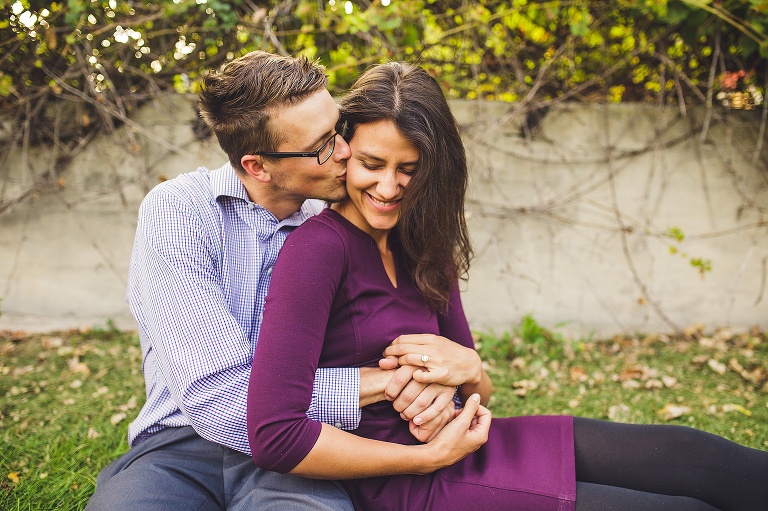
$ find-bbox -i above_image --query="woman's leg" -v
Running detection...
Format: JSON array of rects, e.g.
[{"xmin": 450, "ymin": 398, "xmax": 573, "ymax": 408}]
[
  {"xmin": 573, "ymin": 417, "xmax": 768, "ymax": 511},
  {"xmin": 576, "ymin": 482, "xmax": 721, "ymax": 511}
]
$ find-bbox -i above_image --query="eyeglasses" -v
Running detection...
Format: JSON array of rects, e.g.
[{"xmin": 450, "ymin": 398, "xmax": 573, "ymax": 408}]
[{"xmin": 254, "ymin": 119, "xmax": 348, "ymax": 165}]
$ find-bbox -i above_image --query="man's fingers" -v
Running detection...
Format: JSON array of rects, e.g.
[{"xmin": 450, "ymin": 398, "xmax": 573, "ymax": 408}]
[
  {"xmin": 411, "ymin": 387, "xmax": 454, "ymax": 425},
  {"xmin": 378, "ymin": 355, "xmax": 399, "ymax": 370},
  {"xmin": 384, "ymin": 365, "xmax": 418, "ymax": 401}
]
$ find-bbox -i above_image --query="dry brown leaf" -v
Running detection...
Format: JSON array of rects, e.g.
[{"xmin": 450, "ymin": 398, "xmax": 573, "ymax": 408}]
[
  {"xmin": 512, "ymin": 379, "xmax": 538, "ymax": 397},
  {"xmin": 608, "ymin": 403, "xmax": 631, "ymax": 422},
  {"xmin": 110, "ymin": 413, "xmax": 127, "ymax": 426},
  {"xmin": 644, "ymin": 379, "xmax": 663, "ymax": 389},
  {"xmin": 68, "ymin": 357, "xmax": 91, "ymax": 375},
  {"xmin": 661, "ymin": 375, "xmax": 678, "ymax": 388},
  {"xmin": 707, "ymin": 359, "xmax": 727, "ymax": 375},
  {"xmin": 619, "ymin": 366, "xmax": 646, "ymax": 381},
  {"xmin": 42, "ymin": 337, "xmax": 63, "ymax": 350},
  {"xmin": 569, "ymin": 366, "xmax": 588, "ymax": 382}
]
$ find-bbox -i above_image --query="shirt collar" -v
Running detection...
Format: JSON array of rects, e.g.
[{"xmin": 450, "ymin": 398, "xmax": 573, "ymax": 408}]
[
  {"xmin": 210, "ymin": 162, "xmax": 248, "ymax": 202},
  {"xmin": 209, "ymin": 162, "xmax": 322, "ymax": 228}
]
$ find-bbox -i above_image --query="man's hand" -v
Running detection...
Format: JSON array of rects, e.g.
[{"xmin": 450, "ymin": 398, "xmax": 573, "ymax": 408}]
[{"xmin": 383, "ymin": 365, "xmax": 455, "ymax": 420}]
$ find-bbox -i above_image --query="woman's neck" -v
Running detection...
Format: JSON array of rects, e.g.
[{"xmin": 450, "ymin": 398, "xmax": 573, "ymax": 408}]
[{"xmin": 331, "ymin": 201, "xmax": 391, "ymax": 254}]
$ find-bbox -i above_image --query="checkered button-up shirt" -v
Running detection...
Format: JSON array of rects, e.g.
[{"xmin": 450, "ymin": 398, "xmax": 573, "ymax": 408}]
[{"xmin": 126, "ymin": 163, "xmax": 360, "ymax": 454}]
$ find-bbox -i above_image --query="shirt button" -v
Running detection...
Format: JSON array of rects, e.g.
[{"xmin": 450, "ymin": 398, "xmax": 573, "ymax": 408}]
[
  {"xmin": 258, "ymin": 313, "xmax": 263, "ymax": 322},
  {"xmin": 266, "ymin": 266, "xmax": 273, "ymax": 275},
  {"xmin": 248, "ymin": 203, "xmax": 255, "ymax": 210},
  {"xmin": 334, "ymin": 422, "xmax": 342, "ymax": 428}
]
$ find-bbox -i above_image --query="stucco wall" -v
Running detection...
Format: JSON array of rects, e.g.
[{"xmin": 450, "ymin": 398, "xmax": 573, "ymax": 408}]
[{"xmin": 0, "ymin": 94, "xmax": 766, "ymax": 337}]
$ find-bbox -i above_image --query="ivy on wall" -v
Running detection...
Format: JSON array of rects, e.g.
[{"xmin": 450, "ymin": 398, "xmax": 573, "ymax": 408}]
[{"xmin": 1, "ymin": 1, "xmax": 766, "ymax": 144}]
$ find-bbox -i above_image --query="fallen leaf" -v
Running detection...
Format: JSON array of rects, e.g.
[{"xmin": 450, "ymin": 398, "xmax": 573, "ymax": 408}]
[
  {"xmin": 110, "ymin": 413, "xmax": 127, "ymax": 426},
  {"xmin": 42, "ymin": 337, "xmax": 63, "ymax": 350},
  {"xmin": 87, "ymin": 428, "xmax": 102, "ymax": 439},
  {"xmin": 707, "ymin": 359, "xmax": 727, "ymax": 375},
  {"xmin": 512, "ymin": 379, "xmax": 538, "ymax": 397},
  {"xmin": 722, "ymin": 404, "xmax": 752, "ymax": 416},
  {"xmin": 7, "ymin": 472, "xmax": 19, "ymax": 483},
  {"xmin": 644, "ymin": 379, "xmax": 663, "ymax": 389},
  {"xmin": 657, "ymin": 404, "xmax": 691, "ymax": 421},
  {"xmin": 661, "ymin": 375, "xmax": 678, "ymax": 388},
  {"xmin": 68, "ymin": 357, "xmax": 91, "ymax": 375},
  {"xmin": 569, "ymin": 366, "xmax": 588, "ymax": 382},
  {"xmin": 619, "ymin": 367, "xmax": 645, "ymax": 380},
  {"xmin": 608, "ymin": 403, "xmax": 631, "ymax": 422}
]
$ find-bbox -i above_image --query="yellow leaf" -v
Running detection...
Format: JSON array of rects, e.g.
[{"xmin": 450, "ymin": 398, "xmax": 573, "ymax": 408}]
[
  {"xmin": 722, "ymin": 404, "xmax": 752, "ymax": 416},
  {"xmin": 657, "ymin": 403, "xmax": 691, "ymax": 421},
  {"xmin": 7, "ymin": 472, "xmax": 20, "ymax": 483}
]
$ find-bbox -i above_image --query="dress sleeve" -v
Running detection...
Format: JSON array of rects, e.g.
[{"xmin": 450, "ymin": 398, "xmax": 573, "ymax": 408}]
[
  {"xmin": 247, "ymin": 219, "xmax": 346, "ymax": 473},
  {"xmin": 438, "ymin": 283, "xmax": 475, "ymax": 351},
  {"xmin": 438, "ymin": 283, "xmax": 475, "ymax": 408}
]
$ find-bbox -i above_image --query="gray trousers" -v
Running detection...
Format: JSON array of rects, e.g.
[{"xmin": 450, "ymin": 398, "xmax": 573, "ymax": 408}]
[{"xmin": 85, "ymin": 426, "xmax": 354, "ymax": 511}]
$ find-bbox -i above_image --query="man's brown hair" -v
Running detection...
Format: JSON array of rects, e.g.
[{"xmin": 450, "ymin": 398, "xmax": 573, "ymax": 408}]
[{"xmin": 198, "ymin": 51, "xmax": 329, "ymax": 172}]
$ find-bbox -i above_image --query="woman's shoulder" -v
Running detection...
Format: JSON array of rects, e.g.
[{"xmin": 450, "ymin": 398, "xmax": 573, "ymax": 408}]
[{"xmin": 281, "ymin": 209, "xmax": 351, "ymax": 260}]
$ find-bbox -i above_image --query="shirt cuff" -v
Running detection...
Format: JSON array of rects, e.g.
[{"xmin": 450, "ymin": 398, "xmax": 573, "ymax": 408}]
[{"xmin": 307, "ymin": 367, "xmax": 361, "ymax": 430}]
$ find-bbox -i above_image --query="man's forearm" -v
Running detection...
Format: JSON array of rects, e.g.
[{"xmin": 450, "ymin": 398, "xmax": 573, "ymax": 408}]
[{"xmin": 359, "ymin": 367, "xmax": 396, "ymax": 407}]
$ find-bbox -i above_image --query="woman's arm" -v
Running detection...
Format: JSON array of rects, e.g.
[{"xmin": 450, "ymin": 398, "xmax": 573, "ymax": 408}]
[{"xmin": 290, "ymin": 396, "xmax": 489, "ymax": 478}]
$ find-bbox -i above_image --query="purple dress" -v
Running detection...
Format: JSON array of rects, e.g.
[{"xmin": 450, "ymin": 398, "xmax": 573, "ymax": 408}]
[{"xmin": 248, "ymin": 209, "xmax": 576, "ymax": 511}]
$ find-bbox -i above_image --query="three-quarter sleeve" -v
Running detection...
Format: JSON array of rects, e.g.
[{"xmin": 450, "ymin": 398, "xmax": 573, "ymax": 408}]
[
  {"xmin": 438, "ymin": 283, "xmax": 475, "ymax": 351},
  {"xmin": 247, "ymin": 219, "xmax": 347, "ymax": 473}
]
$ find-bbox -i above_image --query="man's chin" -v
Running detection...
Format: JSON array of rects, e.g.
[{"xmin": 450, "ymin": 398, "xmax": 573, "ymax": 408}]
[{"xmin": 322, "ymin": 191, "xmax": 349, "ymax": 204}]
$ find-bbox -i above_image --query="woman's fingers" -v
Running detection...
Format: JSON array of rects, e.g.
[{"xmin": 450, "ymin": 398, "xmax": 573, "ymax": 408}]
[{"xmin": 405, "ymin": 384, "xmax": 455, "ymax": 424}]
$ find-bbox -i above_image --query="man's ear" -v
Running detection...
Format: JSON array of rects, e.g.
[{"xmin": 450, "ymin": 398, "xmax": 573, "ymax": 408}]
[{"xmin": 241, "ymin": 154, "xmax": 272, "ymax": 183}]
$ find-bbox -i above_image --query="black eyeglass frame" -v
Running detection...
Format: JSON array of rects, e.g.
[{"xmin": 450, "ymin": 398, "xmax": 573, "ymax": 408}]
[{"xmin": 254, "ymin": 119, "xmax": 348, "ymax": 165}]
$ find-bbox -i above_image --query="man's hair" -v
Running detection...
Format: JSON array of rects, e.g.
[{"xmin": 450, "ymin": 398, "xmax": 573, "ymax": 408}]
[
  {"xmin": 340, "ymin": 62, "xmax": 472, "ymax": 313},
  {"xmin": 198, "ymin": 51, "xmax": 329, "ymax": 172}
]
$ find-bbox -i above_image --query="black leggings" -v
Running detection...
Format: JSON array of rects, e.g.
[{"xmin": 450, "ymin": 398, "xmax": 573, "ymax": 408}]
[{"xmin": 573, "ymin": 417, "xmax": 768, "ymax": 511}]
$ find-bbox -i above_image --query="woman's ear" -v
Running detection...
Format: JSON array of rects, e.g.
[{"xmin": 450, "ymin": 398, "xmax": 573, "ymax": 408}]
[{"xmin": 241, "ymin": 154, "xmax": 271, "ymax": 183}]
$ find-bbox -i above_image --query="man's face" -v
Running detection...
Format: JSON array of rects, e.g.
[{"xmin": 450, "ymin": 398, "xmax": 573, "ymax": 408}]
[{"xmin": 266, "ymin": 89, "xmax": 351, "ymax": 203}]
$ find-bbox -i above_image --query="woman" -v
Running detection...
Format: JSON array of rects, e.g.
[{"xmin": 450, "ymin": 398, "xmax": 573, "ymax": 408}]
[{"xmin": 247, "ymin": 62, "xmax": 768, "ymax": 511}]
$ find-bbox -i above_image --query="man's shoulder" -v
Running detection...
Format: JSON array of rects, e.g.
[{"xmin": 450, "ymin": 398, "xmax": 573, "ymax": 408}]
[{"xmin": 142, "ymin": 166, "xmax": 217, "ymax": 210}]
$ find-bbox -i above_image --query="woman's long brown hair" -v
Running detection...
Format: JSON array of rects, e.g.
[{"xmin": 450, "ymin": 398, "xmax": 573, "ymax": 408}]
[{"xmin": 340, "ymin": 62, "xmax": 472, "ymax": 313}]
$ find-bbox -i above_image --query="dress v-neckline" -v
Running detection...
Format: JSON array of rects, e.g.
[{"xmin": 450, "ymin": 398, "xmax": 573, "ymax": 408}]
[{"xmin": 325, "ymin": 209, "xmax": 399, "ymax": 289}]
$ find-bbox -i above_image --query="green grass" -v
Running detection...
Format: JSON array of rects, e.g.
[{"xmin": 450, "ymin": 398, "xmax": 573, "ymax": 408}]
[{"xmin": 2, "ymin": 321, "xmax": 767, "ymax": 510}]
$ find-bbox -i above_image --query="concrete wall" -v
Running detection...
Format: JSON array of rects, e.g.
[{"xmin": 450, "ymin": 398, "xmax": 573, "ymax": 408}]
[{"xmin": 1, "ymin": 94, "xmax": 766, "ymax": 337}]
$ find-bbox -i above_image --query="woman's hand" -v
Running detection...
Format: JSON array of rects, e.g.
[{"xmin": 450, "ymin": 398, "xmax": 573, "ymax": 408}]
[
  {"xmin": 422, "ymin": 394, "xmax": 491, "ymax": 469},
  {"xmin": 382, "ymin": 334, "xmax": 483, "ymax": 388}
]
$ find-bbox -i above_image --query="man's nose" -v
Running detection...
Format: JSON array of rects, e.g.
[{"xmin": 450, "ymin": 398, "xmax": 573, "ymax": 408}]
[{"xmin": 332, "ymin": 134, "xmax": 352, "ymax": 161}]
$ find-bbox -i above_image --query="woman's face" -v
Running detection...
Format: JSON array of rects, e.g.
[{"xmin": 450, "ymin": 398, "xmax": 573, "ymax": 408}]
[{"xmin": 341, "ymin": 120, "xmax": 419, "ymax": 237}]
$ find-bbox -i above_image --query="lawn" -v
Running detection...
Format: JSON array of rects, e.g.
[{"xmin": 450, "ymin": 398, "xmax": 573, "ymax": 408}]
[{"xmin": 1, "ymin": 320, "xmax": 766, "ymax": 510}]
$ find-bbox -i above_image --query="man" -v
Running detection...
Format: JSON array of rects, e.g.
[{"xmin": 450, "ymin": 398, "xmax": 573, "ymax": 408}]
[{"xmin": 86, "ymin": 51, "xmax": 459, "ymax": 510}]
